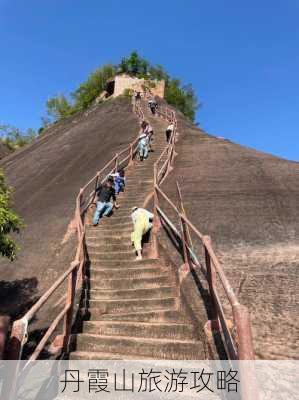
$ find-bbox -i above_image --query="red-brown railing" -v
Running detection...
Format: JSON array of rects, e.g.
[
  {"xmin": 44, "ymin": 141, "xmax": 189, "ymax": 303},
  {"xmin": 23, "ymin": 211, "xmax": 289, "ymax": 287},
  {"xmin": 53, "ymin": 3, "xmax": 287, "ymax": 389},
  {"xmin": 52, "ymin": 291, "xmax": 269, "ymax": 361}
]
[{"xmin": 145, "ymin": 95, "xmax": 255, "ymax": 361}]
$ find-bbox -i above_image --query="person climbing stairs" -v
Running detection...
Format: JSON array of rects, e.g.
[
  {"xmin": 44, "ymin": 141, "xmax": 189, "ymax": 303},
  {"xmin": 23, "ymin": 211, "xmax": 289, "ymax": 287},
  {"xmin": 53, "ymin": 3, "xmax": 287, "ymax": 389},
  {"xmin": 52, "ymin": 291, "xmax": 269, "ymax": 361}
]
[{"xmin": 69, "ymin": 102, "xmax": 208, "ymax": 360}]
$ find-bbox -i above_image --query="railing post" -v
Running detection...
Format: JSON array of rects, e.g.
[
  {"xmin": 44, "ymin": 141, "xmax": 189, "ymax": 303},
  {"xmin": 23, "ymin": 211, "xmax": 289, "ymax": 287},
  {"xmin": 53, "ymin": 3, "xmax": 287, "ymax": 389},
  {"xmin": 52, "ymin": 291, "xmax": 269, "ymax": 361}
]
[
  {"xmin": 233, "ymin": 304, "xmax": 255, "ymax": 360},
  {"xmin": 94, "ymin": 173, "xmax": 99, "ymax": 193},
  {"xmin": 114, "ymin": 154, "xmax": 119, "ymax": 173},
  {"xmin": 151, "ymin": 187, "xmax": 159, "ymax": 259},
  {"xmin": 203, "ymin": 235, "xmax": 218, "ymax": 321},
  {"xmin": 6, "ymin": 318, "xmax": 27, "ymax": 360},
  {"xmin": 129, "ymin": 144, "xmax": 134, "ymax": 165},
  {"xmin": 233, "ymin": 304, "xmax": 258, "ymax": 400},
  {"xmin": 0, "ymin": 316, "xmax": 10, "ymax": 359},
  {"xmin": 63, "ymin": 261, "xmax": 78, "ymax": 351},
  {"xmin": 179, "ymin": 214, "xmax": 190, "ymax": 268}
]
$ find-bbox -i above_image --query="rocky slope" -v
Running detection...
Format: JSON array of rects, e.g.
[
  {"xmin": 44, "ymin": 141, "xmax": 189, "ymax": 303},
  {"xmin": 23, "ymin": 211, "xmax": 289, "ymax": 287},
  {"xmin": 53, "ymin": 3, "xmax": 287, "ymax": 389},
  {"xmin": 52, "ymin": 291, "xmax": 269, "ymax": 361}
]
[
  {"xmin": 160, "ymin": 106, "xmax": 299, "ymax": 359},
  {"xmin": 0, "ymin": 97, "xmax": 139, "ymax": 320}
]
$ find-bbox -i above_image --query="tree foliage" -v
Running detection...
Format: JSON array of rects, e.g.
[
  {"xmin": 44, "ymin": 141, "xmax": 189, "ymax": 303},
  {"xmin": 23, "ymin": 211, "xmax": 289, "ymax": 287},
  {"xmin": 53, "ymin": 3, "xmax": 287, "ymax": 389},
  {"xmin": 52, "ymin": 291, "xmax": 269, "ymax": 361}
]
[
  {"xmin": 44, "ymin": 51, "xmax": 199, "ymax": 123},
  {"xmin": 119, "ymin": 51, "xmax": 149, "ymax": 78},
  {"xmin": 46, "ymin": 95, "xmax": 75, "ymax": 122},
  {"xmin": 0, "ymin": 169, "xmax": 23, "ymax": 260},
  {"xmin": 116, "ymin": 52, "xmax": 199, "ymax": 121},
  {"xmin": 0, "ymin": 125, "xmax": 37, "ymax": 151},
  {"xmin": 72, "ymin": 64, "xmax": 116, "ymax": 111}
]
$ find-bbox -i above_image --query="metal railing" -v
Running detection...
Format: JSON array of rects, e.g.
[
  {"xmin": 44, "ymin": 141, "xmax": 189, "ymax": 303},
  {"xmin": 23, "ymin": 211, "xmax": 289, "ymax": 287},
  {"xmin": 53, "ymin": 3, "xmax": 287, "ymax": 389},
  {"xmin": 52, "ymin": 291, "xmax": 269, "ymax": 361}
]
[{"xmin": 147, "ymin": 96, "xmax": 255, "ymax": 361}]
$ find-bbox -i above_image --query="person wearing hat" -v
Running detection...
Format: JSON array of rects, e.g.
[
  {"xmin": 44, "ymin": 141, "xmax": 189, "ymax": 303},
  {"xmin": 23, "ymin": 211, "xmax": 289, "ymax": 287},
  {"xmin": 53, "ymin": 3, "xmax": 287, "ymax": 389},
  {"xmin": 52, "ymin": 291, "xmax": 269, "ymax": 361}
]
[
  {"xmin": 92, "ymin": 177, "xmax": 119, "ymax": 226},
  {"xmin": 131, "ymin": 207, "xmax": 154, "ymax": 260}
]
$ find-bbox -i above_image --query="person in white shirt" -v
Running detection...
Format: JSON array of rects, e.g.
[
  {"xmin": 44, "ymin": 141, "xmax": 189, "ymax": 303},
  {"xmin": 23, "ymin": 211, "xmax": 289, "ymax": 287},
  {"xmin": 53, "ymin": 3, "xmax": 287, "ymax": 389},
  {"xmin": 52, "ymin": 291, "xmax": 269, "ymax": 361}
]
[
  {"xmin": 138, "ymin": 133, "xmax": 149, "ymax": 161},
  {"xmin": 166, "ymin": 123, "xmax": 174, "ymax": 143},
  {"xmin": 140, "ymin": 120, "xmax": 154, "ymax": 152},
  {"xmin": 131, "ymin": 207, "xmax": 154, "ymax": 260}
]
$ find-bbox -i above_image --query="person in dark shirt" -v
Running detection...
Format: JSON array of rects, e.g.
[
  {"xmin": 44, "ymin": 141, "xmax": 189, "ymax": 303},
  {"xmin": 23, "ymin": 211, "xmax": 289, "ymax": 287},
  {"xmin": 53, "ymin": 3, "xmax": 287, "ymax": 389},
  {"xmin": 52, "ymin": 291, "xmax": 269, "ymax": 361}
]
[
  {"xmin": 148, "ymin": 99, "xmax": 158, "ymax": 115},
  {"xmin": 92, "ymin": 177, "xmax": 119, "ymax": 226}
]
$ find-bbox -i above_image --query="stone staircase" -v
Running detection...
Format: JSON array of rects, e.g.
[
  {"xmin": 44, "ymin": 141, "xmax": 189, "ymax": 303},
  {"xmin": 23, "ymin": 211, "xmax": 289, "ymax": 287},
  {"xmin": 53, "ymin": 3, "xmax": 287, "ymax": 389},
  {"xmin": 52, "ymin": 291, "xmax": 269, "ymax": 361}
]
[{"xmin": 69, "ymin": 107, "xmax": 207, "ymax": 360}]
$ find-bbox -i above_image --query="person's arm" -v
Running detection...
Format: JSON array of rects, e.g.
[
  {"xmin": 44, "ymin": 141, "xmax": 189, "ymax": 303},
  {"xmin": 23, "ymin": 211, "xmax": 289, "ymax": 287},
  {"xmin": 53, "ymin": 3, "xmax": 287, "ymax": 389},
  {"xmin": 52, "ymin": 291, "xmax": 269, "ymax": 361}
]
[
  {"xmin": 95, "ymin": 184, "xmax": 102, "ymax": 199},
  {"xmin": 147, "ymin": 210, "xmax": 154, "ymax": 220},
  {"xmin": 141, "ymin": 209, "xmax": 154, "ymax": 220}
]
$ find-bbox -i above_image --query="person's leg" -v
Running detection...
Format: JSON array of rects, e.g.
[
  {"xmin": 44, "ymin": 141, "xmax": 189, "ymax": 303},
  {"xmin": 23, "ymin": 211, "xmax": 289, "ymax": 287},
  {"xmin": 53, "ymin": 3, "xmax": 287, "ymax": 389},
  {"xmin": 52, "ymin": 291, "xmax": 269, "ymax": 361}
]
[
  {"xmin": 102, "ymin": 202, "xmax": 113, "ymax": 216},
  {"xmin": 166, "ymin": 130, "xmax": 171, "ymax": 142},
  {"xmin": 114, "ymin": 181, "xmax": 120, "ymax": 195},
  {"xmin": 139, "ymin": 144, "xmax": 144, "ymax": 161},
  {"xmin": 93, "ymin": 201, "xmax": 105, "ymax": 225},
  {"xmin": 148, "ymin": 133, "xmax": 153, "ymax": 151},
  {"xmin": 119, "ymin": 181, "xmax": 125, "ymax": 192},
  {"xmin": 132, "ymin": 218, "xmax": 145, "ymax": 260},
  {"xmin": 144, "ymin": 146, "xmax": 149, "ymax": 159}
]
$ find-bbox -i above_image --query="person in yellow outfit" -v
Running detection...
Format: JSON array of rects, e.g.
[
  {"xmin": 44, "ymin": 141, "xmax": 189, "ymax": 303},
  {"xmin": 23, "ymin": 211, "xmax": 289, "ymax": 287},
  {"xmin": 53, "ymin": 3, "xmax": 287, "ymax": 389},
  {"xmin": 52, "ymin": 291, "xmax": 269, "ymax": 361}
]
[{"xmin": 131, "ymin": 207, "xmax": 154, "ymax": 260}]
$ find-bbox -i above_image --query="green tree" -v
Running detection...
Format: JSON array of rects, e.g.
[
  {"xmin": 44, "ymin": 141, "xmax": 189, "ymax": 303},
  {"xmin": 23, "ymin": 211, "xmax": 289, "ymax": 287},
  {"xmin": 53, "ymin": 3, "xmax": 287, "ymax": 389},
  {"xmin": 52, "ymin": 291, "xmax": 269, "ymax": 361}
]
[
  {"xmin": 46, "ymin": 94, "xmax": 75, "ymax": 121},
  {"xmin": 118, "ymin": 52, "xmax": 199, "ymax": 120},
  {"xmin": 43, "ymin": 52, "xmax": 199, "ymax": 123},
  {"xmin": 0, "ymin": 125, "xmax": 37, "ymax": 151},
  {"xmin": 118, "ymin": 52, "xmax": 149, "ymax": 78},
  {"xmin": 72, "ymin": 64, "xmax": 116, "ymax": 111},
  {"xmin": 0, "ymin": 170, "xmax": 23, "ymax": 260},
  {"xmin": 165, "ymin": 80, "xmax": 199, "ymax": 121}
]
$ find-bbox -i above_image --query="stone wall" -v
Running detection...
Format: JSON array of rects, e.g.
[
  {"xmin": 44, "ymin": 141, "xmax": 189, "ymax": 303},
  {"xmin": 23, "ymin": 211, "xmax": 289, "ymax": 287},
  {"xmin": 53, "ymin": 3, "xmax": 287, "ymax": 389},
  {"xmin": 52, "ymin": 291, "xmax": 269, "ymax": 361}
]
[{"xmin": 113, "ymin": 74, "xmax": 165, "ymax": 98}]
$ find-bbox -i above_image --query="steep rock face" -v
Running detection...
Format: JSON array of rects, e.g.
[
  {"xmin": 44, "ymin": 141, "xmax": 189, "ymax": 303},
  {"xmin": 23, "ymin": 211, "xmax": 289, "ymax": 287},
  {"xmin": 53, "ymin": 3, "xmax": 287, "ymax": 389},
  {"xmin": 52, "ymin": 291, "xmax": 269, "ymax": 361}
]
[
  {"xmin": 160, "ymin": 108, "xmax": 299, "ymax": 359},
  {"xmin": 0, "ymin": 97, "xmax": 139, "ymax": 319}
]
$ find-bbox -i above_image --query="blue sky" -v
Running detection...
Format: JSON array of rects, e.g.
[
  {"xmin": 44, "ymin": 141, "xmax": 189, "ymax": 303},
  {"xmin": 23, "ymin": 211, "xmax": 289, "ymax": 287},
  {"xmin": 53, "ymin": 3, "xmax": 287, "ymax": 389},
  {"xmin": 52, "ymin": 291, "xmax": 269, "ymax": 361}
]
[{"xmin": 0, "ymin": 0, "xmax": 298, "ymax": 161}]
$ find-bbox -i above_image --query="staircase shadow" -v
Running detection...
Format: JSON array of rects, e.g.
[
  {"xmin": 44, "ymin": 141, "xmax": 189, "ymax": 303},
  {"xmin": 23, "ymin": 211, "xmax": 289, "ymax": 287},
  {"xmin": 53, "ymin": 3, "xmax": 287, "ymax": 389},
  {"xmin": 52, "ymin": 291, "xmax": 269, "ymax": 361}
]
[{"xmin": 0, "ymin": 277, "xmax": 40, "ymax": 320}]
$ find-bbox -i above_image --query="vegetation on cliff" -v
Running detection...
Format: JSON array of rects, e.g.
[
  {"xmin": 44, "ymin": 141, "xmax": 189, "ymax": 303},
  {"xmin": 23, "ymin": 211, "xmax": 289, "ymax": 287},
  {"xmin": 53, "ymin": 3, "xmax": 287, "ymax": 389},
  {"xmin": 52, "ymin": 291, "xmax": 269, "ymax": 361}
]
[
  {"xmin": 0, "ymin": 170, "xmax": 23, "ymax": 260},
  {"xmin": 0, "ymin": 125, "xmax": 37, "ymax": 152},
  {"xmin": 1, "ymin": 52, "xmax": 199, "ymax": 154},
  {"xmin": 46, "ymin": 52, "xmax": 199, "ymax": 123}
]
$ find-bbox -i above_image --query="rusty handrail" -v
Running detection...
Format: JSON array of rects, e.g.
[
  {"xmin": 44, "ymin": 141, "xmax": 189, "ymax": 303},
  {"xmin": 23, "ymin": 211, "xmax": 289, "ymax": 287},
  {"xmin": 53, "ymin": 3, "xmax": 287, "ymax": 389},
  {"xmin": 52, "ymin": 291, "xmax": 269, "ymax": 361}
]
[{"xmin": 150, "ymin": 97, "xmax": 255, "ymax": 362}]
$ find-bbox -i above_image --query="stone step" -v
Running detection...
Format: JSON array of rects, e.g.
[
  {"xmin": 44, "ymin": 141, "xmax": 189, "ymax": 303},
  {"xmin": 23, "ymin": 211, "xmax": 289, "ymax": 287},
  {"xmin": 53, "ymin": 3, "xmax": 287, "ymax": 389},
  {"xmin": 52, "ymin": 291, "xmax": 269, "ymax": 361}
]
[
  {"xmin": 127, "ymin": 172, "xmax": 153, "ymax": 177},
  {"xmin": 88, "ymin": 251, "xmax": 137, "ymax": 262},
  {"xmin": 89, "ymin": 286, "xmax": 177, "ymax": 300},
  {"xmin": 86, "ymin": 233, "xmax": 132, "ymax": 243},
  {"xmin": 89, "ymin": 249, "xmax": 154, "ymax": 261},
  {"xmin": 89, "ymin": 217, "xmax": 132, "ymax": 227},
  {"xmin": 74, "ymin": 334, "xmax": 206, "ymax": 360},
  {"xmin": 117, "ymin": 178, "xmax": 152, "ymax": 184},
  {"xmin": 96, "ymin": 309, "xmax": 188, "ymax": 323},
  {"xmin": 82, "ymin": 321, "xmax": 196, "ymax": 340},
  {"xmin": 86, "ymin": 235, "xmax": 131, "ymax": 245},
  {"xmin": 115, "ymin": 202, "xmax": 149, "ymax": 210},
  {"xmin": 89, "ymin": 265, "xmax": 167, "ymax": 279},
  {"xmin": 88, "ymin": 242, "xmax": 135, "ymax": 251},
  {"xmin": 87, "ymin": 296, "xmax": 178, "ymax": 314},
  {"xmin": 89, "ymin": 275, "xmax": 174, "ymax": 290},
  {"xmin": 70, "ymin": 350, "xmax": 151, "ymax": 360},
  {"xmin": 90, "ymin": 215, "xmax": 132, "ymax": 225},
  {"xmin": 117, "ymin": 192, "xmax": 147, "ymax": 198},
  {"xmin": 90, "ymin": 258, "xmax": 159, "ymax": 268},
  {"xmin": 87, "ymin": 224, "xmax": 132, "ymax": 233},
  {"xmin": 125, "ymin": 178, "xmax": 154, "ymax": 184}
]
